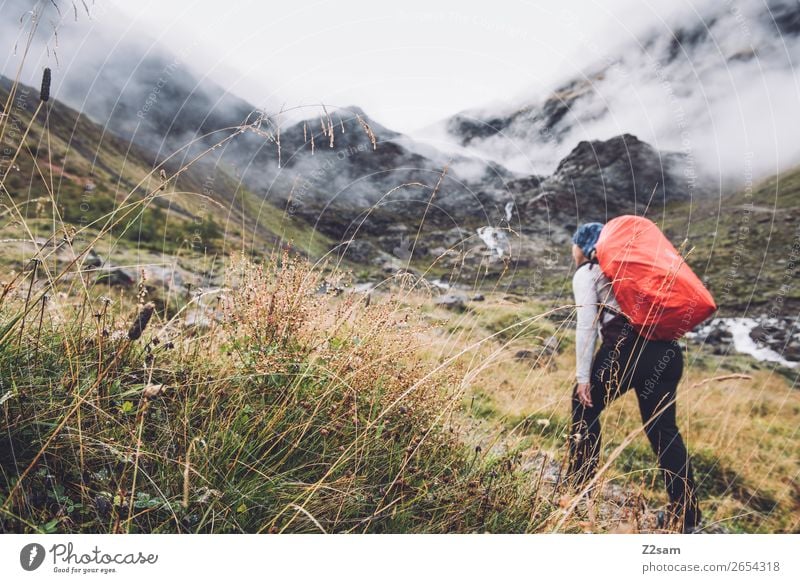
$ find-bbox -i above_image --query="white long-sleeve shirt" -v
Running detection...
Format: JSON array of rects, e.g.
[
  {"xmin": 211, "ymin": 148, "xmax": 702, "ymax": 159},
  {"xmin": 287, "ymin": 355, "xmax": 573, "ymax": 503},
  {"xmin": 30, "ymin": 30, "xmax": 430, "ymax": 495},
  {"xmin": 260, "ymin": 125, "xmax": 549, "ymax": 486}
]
[{"xmin": 572, "ymin": 261, "xmax": 622, "ymax": 383}]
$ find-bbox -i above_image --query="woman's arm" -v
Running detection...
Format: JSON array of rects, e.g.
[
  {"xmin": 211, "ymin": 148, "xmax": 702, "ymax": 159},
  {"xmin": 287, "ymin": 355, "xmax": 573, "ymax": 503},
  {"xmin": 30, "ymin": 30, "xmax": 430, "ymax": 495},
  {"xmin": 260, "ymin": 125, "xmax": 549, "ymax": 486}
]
[{"xmin": 573, "ymin": 264, "xmax": 599, "ymax": 384}]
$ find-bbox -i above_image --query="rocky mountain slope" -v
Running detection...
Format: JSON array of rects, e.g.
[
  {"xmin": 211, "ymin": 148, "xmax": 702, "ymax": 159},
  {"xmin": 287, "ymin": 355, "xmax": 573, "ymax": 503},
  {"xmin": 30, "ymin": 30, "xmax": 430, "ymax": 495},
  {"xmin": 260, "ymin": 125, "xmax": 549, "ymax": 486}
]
[{"xmin": 0, "ymin": 0, "xmax": 691, "ymax": 275}]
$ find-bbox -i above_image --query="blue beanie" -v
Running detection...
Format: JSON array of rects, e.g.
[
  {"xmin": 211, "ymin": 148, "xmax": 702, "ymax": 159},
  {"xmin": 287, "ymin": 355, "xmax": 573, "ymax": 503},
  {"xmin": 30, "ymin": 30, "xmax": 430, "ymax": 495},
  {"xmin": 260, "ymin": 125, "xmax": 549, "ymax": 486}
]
[{"xmin": 572, "ymin": 222, "xmax": 604, "ymax": 258}]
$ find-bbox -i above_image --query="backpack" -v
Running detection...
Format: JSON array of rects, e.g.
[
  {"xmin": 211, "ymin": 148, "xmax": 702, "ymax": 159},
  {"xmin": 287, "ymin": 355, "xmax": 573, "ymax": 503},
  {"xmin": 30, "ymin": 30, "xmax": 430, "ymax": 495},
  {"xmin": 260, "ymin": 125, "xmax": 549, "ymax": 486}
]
[{"xmin": 594, "ymin": 215, "xmax": 716, "ymax": 341}]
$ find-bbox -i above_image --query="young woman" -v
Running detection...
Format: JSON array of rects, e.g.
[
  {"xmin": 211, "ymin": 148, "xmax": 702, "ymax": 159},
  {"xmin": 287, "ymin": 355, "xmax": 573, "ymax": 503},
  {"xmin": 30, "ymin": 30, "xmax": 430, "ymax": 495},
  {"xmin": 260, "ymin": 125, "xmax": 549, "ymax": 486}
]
[{"xmin": 568, "ymin": 222, "xmax": 701, "ymax": 532}]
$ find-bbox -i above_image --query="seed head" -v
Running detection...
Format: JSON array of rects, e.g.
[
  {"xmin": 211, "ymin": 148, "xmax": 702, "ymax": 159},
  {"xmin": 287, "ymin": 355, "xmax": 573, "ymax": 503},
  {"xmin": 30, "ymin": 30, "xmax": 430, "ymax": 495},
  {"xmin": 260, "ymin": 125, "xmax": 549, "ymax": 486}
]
[
  {"xmin": 40, "ymin": 68, "xmax": 51, "ymax": 102},
  {"xmin": 128, "ymin": 302, "xmax": 155, "ymax": 341}
]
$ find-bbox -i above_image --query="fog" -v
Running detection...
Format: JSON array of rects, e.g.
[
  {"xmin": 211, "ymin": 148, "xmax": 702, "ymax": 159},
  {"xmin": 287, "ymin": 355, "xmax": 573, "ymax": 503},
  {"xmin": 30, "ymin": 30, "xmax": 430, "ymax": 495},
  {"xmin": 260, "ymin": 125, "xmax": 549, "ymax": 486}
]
[{"xmin": 429, "ymin": 0, "xmax": 800, "ymax": 186}]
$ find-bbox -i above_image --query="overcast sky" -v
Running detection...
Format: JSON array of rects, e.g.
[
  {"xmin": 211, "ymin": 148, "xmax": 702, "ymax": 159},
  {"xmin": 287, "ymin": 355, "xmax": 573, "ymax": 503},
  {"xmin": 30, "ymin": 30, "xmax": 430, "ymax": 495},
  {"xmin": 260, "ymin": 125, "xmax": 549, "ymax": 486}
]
[{"xmin": 100, "ymin": 0, "xmax": 664, "ymax": 133}]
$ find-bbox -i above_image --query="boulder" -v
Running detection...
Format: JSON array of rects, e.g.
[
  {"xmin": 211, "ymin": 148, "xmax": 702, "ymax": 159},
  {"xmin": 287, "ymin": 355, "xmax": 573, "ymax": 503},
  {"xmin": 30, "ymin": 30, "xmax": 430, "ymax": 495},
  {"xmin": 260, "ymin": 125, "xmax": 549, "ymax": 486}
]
[
  {"xmin": 783, "ymin": 340, "xmax": 800, "ymax": 361},
  {"xmin": 514, "ymin": 336, "xmax": 560, "ymax": 368},
  {"xmin": 143, "ymin": 265, "xmax": 185, "ymax": 293},
  {"xmin": 95, "ymin": 266, "xmax": 135, "ymax": 287},
  {"xmin": 703, "ymin": 322, "xmax": 733, "ymax": 346},
  {"xmin": 434, "ymin": 293, "xmax": 468, "ymax": 312}
]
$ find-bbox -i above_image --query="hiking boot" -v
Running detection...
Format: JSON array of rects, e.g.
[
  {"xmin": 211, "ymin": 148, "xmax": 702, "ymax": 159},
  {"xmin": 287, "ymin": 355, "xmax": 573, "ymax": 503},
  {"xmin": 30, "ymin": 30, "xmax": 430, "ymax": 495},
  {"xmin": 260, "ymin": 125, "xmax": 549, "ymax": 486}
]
[{"xmin": 657, "ymin": 504, "xmax": 702, "ymax": 533}]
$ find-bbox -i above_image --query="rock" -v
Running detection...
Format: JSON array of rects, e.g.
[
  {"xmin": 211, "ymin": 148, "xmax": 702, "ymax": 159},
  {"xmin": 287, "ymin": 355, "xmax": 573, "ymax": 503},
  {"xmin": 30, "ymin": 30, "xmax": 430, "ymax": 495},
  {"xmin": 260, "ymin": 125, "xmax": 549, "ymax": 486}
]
[
  {"xmin": 783, "ymin": 340, "xmax": 800, "ymax": 361},
  {"xmin": 84, "ymin": 249, "xmax": 103, "ymax": 268},
  {"xmin": 471, "ymin": 294, "xmax": 485, "ymax": 302},
  {"xmin": 441, "ymin": 227, "xmax": 468, "ymax": 248},
  {"xmin": 341, "ymin": 239, "xmax": 380, "ymax": 264},
  {"xmin": 510, "ymin": 134, "xmax": 689, "ymax": 227},
  {"xmin": 183, "ymin": 308, "xmax": 222, "ymax": 329},
  {"xmin": 514, "ymin": 336, "xmax": 560, "ymax": 368},
  {"xmin": 514, "ymin": 349, "xmax": 555, "ymax": 368},
  {"xmin": 505, "ymin": 175, "xmax": 542, "ymax": 192},
  {"xmin": 379, "ymin": 256, "xmax": 417, "ymax": 276},
  {"xmin": 741, "ymin": 317, "xmax": 800, "ymax": 363},
  {"xmin": 143, "ymin": 265, "xmax": 185, "ymax": 292},
  {"xmin": 316, "ymin": 281, "xmax": 344, "ymax": 295},
  {"xmin": 702, "ymin": 321, "xmax": 733, "ymax": 346},
  {"xmin": 711, "ymin": 343, "xmax": 730, "ymax": 356},
  {"xmin": 434, "ymin": 293, "xmax": 468, "ymax": 312},
  {"xmin": 749, "ymin": 324, "xmax": 770, "ymax": 341},
  {"xmin": 53, "ymin": 244, "xmax": 103, "ymax": 269},
  {"xmin": 95, "ymin": 266, "xmax": 135, "ymax": 287},
  {"xmin": 541, "ymin": 335, "xmax": 560, "ymax": 354}
]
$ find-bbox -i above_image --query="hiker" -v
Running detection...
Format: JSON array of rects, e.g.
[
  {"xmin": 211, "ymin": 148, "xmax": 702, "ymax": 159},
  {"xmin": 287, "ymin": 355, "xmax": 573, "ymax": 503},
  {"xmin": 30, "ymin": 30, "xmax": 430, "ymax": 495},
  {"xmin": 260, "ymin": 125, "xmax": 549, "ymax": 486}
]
[{"xmin": 567, "ymin": 222, "xmax": 701, "ymax": 532}]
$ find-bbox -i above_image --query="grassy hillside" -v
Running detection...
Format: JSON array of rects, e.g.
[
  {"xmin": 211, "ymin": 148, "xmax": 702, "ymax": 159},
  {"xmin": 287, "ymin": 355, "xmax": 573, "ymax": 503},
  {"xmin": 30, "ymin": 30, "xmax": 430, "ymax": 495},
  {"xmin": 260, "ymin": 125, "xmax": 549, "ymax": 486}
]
[
  {"xmin": 0, "ymin": 76, "xmax": 540, "ymax": 533},
  {"xmin": 0, "ymin": 76, "xmax": 331, "ymax": 270}
]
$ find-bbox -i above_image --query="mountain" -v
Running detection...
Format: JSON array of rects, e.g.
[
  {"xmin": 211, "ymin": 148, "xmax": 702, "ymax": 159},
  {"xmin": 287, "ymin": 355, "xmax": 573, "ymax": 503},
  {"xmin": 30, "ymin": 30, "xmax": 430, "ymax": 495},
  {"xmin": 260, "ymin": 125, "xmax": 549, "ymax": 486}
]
[
  {"xmin": 1, "ymin": 0, "xmax": 524, "ymax": 267},
  {"xmin": 438, "ymin": 0, "xmax": 800, "ymax": 184},
  {"xmin": 76, "ymin": 57, "xmax": 522, "ymax": 263},
  {"xmin": 511, "ymin": 133, "xmax": 688, "ymax": 230}
]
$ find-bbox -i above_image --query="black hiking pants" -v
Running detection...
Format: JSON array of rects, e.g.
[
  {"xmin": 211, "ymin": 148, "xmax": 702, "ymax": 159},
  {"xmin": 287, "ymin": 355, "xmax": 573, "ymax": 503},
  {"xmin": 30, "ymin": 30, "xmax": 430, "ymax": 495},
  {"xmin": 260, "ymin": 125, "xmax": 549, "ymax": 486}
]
[{"xmin": 568, "ymin": 333, "xmax": 700, "ymax": 530}]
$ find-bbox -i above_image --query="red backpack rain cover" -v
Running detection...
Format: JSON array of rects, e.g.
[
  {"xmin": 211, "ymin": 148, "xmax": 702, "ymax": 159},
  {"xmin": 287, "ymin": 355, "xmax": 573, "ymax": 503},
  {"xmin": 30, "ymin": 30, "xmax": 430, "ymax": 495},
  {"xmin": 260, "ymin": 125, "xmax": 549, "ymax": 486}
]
[{"xmin": 595, "ymin": 215, "xmax": 716, "ymax": 340}]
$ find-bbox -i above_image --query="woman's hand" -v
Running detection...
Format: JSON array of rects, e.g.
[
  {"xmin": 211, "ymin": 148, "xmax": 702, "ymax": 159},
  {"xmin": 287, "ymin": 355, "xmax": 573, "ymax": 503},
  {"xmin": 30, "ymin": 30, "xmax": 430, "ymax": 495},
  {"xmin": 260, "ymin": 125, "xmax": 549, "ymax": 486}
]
[{"xmin": 576, "ymin": 382, "xmax": 593, "ymax": 408}]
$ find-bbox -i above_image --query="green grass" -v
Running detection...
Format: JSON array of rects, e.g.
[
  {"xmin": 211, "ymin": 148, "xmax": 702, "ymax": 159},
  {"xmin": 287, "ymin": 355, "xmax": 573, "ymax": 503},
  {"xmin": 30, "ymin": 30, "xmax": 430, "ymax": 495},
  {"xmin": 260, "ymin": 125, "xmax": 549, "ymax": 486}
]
[{"xmin": 0, "ymin": 76, "xmax": 326, "ymax": 264}]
